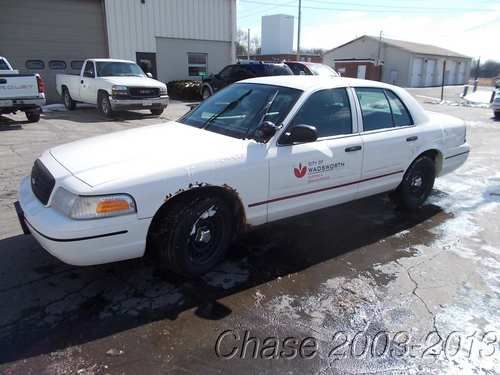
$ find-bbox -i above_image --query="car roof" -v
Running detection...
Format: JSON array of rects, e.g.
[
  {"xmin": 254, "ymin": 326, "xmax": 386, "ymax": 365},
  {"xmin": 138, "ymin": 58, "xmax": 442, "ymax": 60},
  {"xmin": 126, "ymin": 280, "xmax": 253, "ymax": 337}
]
[
  {"xmin": 91, "ymin": 58, "xmax": 135, "ymax": 64},
  {"xmin": 240, "ymin": 75, "xmax": 395, "ymax": 91}
]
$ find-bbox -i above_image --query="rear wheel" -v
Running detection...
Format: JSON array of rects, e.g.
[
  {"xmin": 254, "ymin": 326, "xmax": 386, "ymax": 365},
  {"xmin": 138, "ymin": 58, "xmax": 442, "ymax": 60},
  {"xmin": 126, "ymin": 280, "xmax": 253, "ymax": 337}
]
[
  {"xmin": 151, "ymin": 108, "xmax": 164, "ymax": 116},
  {"xmin": 25, "ymin": 110, "xmax": 40, "ymax": 123},
  {"xmin": 391, "ymin": 155, "xmax": 436, "ymax": 211},
  {"xmin": 150, "ymin": 195, "xmax": 233, "ymax": 278},
  {"xmin": 98, "ymin": 92, "xmax": 113, "ymax": 118},
  {"xmin": 63, "ymin": 88, "xmax": 76, "ymax": 110}
]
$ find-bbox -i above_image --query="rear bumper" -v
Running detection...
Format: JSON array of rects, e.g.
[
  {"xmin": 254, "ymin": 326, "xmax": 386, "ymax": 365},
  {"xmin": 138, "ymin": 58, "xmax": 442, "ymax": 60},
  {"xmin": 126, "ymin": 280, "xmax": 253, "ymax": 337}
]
[
  {"xmin": 492, "ymin": 103, "xmax": 500, "ymax": 112},
  {"xmin": 110, "ymin": 95, "xmax": 169, "ymax": 110},
  {"xmin": 0, "ymin": 97, "xmax": 45, "ymax": 112},
  {"xmin": 440, "ymin": 143, "xmax": 470, "ymax": 176},
  {"xmin": 18, "ymin": 176, "xmax": 150, "ymax": 266}
]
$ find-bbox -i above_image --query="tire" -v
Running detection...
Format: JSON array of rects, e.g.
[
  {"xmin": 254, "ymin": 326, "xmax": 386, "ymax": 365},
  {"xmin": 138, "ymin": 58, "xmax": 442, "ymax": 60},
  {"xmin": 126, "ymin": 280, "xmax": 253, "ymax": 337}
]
[
  {"xmin": 25, "ymin": 110, "xmax": 40, "ymax": 123},
  {"xmin": 202, "ymin": 86, "xmax": 212, "ymax": 100},
  {"xmin": 151, "ymin": 108, "xmax": 164, "ymax": 116},
  {"xmin": 150, "ymin": 195, "xmax": 234, "ymax": 277},
  {"xmin": 98, "ymin": 91, "xmax": 113, "ymax": 118},
  {"xmin": 391, "ymin": 155, "xmax": 436, "ymax": 212},
  {"xmin": 63, "ymin": 88, "xmax": 76, "ymax": 110}
]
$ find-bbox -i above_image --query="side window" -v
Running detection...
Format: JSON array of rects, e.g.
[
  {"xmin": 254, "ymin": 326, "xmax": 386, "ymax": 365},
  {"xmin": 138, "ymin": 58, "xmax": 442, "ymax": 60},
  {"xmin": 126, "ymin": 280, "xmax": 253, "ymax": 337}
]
[
  {"xmin": 83, "ymin": 61, "xmax": 95, "ymax": 78},
  {"xmin": 233, "ymin": 66, "xmax": 254, "ymax": 81},
  {"xmin": 385, "ymin": 90, "xmax": 413, "ymax": 126},
  {"xmin": 219, "ymin": 66, "xmax": 234, "ymax": 80},
  {"xmin": 290, "ymin": 88, "xmax": 352, "ymax": 138},
  {"xmin": 355, "ymin": 88, "xmax": 393, "ymax": 131}
]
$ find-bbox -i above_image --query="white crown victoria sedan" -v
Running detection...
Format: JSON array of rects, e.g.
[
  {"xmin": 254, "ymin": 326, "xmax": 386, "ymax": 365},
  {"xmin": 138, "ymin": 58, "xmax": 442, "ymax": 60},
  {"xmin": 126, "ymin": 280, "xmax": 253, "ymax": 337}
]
[{"xmin": 16, "ymin": 76, "xmax": 469, "ymax": 277}]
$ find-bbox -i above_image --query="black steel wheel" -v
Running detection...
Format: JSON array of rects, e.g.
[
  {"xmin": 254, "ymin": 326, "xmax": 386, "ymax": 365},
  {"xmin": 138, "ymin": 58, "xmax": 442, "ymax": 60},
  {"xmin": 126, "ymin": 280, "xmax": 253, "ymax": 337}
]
[
  {"xmin": 391, "ymin": 155, "xmax": 435, "ymax": 211},
  {"xmin": 150, "ymin": 195, "xmax": 233, "ymax": 277}
]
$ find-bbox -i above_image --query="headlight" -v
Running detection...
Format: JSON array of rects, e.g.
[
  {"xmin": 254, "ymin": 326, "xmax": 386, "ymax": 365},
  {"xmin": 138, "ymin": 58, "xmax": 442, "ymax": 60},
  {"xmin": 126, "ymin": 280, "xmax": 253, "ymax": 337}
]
[
  {"xmin": 112, "ymin": 85, "xmax": 128, "ymax": 97},
  {"xmin": 159, "ymin": 86, "xmax": 168, "ymax": 95},
  {"xmin": 52, "ymin": 187, "xmax": 136, "ymax": 220}
]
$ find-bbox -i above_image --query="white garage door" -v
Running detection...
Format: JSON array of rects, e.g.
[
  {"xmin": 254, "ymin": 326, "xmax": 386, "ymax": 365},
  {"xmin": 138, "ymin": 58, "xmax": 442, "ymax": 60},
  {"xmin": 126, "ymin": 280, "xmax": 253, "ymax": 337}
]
[
  {"xmin": 411, "ymin": 57, "xmax": 423, "ymax": 87},
  {"xmin": 457, "ymin": 61, "xmax": 466, "ymax": 84},
  {"xmin": 446, "ymin": 61, "xmax": 457, "ymax": 85},
  {"xmin": 424, "ymin": 59, "xmax": 436, "ymax": 86}
]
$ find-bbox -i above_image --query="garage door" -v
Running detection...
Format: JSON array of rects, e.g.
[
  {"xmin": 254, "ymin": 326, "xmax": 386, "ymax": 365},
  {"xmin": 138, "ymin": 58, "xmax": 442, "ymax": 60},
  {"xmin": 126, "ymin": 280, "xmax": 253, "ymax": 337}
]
[
  {"xmin": 0, "ymin": 0, "xmax": 108, "ymax": 102},
  {"xmin": 424, "ymin": 59, "xmax": 436, "ymax": 87},
  {"xmin": 410, "ymin": 57, "xmax": 423, "ymax": 87},
  {"xmin": 446, "ymin": 61, "xmax": 457, "ymax": 85},
  {"xmin": 457, "ymin": 61, "xmax": 466, "ymax": 84}
]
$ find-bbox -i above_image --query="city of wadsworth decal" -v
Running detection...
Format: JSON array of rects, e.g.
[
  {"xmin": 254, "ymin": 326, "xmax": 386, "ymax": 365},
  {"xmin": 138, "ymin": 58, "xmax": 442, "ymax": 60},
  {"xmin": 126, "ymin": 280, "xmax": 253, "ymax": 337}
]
[{"xmin": 294, "ymin": 159, "xmax": 345, "ymax": 182}]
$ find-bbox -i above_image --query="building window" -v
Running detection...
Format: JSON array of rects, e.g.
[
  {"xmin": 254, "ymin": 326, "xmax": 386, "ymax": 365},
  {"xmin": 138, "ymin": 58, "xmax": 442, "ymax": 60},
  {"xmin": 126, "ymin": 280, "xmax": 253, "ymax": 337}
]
[
  {"xmin": 188, "ymin": 53, "xmax": 208, "ymax": 77},
  {"xmin": 25, "ymin": 60, "xmax": 45, "ymax": 70},
  {"xmin": 70, "ymin": 60, "xmax": 84, "ymax": 70},
  {"xmin": 49, "ymin": 60, "xmax": 67, "ymax": 70}
]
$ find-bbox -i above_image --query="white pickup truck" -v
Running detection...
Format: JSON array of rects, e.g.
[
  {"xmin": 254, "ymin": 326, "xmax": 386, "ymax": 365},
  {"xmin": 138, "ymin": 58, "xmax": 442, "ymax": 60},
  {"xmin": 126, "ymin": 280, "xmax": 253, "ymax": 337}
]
[
  {"xmin": 0, "ymin": 56, "xmax": 46, "ymax": 122},
  {"xmin": 56, "ymin": 58, "xmax": 168, "ymax": 117},
  {"xmin": 17, "ymin": 76, "xmax": 469, "ymax": 277}
]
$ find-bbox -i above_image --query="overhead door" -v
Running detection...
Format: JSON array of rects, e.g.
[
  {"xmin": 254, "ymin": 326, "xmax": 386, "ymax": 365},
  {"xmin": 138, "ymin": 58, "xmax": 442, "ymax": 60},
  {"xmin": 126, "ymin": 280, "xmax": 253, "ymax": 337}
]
[
  {"xmin": 424, "ymin": 59, "xmax": 436, "ymax": 86},
  {"xmin": 410, "ymin": 57, "xmax": 423, "ymax": 87},
  {"xmin": 446, "ymin": 61, "xmax": 457, "ymax": 85},
  {"xmin": 457, "ymin": 61, "xmax": 466, "ymax": 84},
  {"xmin": 0, "ymin": 0, "xmax": 108, "ymax": 102}
]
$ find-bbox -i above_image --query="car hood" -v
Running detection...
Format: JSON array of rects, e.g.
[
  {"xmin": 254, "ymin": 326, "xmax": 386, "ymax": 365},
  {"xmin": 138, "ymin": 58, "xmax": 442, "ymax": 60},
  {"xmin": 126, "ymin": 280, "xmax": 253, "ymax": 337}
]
[
  {"xmin": 49, "ymin": 121, "xmax": 252, "ymax": 187},
  {"xmin": 102, "ymin": 76, "xmax": 165, "ymax": 88}
]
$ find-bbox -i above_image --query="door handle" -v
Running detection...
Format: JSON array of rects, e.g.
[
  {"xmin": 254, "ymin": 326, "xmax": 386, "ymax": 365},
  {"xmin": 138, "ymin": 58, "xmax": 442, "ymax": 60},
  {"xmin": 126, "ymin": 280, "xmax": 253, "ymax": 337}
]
[
  {"xmin": 345, "ymin": 145, "xmax": 362, "ymax": 152},
  {"xmin": 406, "ymin": 136, "xmax": 418, "ymax": 142}
]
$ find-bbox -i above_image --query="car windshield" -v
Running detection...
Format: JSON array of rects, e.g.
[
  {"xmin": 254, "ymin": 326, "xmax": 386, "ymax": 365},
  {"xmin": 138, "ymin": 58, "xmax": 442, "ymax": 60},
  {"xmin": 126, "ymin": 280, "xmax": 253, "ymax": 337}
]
[
  {"xmin": 96, "ymin": 62, "xmax": 145, "ymax": 77},
  {"xmin": 179, "ymin": 83, "xmax": 302, "ymax": 140},
  {"xmin": 287, "ymin": 63, "xmax": 311, "ymax": 76},
  {"xmin": 0, "ymin": 59, "xmax": 10, "ymax": 70},
  {"xmin": 308, "ymin": 64, "xmax": 339, "ymax": 77}
]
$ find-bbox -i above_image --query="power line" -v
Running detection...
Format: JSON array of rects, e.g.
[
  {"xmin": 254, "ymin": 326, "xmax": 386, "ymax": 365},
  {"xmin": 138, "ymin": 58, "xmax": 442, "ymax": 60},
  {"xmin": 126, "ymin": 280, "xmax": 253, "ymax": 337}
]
[
  {"xmin": 238, "ymin": 0, "xmax": 297, "ymax": 19},
  {"xmin": 305, "ymin": 0, "xmax": 495, "ymax": 12}
]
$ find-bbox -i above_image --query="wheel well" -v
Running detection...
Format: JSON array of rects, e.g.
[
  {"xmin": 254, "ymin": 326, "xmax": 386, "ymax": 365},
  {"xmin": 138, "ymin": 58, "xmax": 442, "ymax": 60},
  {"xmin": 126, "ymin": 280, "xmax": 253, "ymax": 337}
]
[
  {"xmin": 202, "ymin": 84, "xmax": 212, "ymax": 94},
  {"xmin": 145, "ymin": 185, "xmax": 246, "ymax": 257},
  {"xmin": 417, "ymin": 149, "xmax": 443, "ymax": 175},
  {"xmin": 98, "ymin": 89, "xmax": 109, "ymax": 98}
]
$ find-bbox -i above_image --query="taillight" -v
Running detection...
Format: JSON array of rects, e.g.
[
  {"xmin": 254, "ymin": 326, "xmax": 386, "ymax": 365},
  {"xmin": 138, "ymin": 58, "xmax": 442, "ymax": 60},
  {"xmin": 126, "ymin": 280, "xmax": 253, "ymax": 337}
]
[{"xmin": 36, "ymin": 75, "xmax": 45, "ymax": 94}]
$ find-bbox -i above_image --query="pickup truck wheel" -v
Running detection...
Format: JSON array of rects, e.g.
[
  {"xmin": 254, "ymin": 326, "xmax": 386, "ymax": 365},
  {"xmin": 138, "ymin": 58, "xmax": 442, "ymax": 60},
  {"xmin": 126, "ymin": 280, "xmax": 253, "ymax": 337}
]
[
  {"xmin": 202, "ymin": 86, "xmax": 211, "ymax": 100},
  {"xmin": 150, "ymin": 108, "xmax": 164, "ymax": 116},
  {"xmin": 151, "ymin": 195, "xmax": 233, "ymax": 278},
  {"xmin": 25, "ymin": 110, "xmax": 40, "ymax": 123},
  {"xmin": 98, "ymin": 92, "xmax": 113, "ymax": 118},
  {"xmin": 391, "ymin": 155, "xmax": 435, "ymax": 211},
  {"xmin": 63, "ymin": 88, "xmax": 76, "ymax": 110}
]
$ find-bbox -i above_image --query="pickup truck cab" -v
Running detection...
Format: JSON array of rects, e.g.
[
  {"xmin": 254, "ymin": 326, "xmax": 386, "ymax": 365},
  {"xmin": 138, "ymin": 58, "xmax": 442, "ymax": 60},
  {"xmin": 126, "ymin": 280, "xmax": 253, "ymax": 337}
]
[
  {"xmin": 17, "ymin": 76, "xmax": 469, "ymax": 277},
  {"xmin": 56, "ymin": 58, "xmax": 168, "ymax": 117},
  {"xmin": 0, "ymin": 56, "xmax": 46, "ymax": 122}
]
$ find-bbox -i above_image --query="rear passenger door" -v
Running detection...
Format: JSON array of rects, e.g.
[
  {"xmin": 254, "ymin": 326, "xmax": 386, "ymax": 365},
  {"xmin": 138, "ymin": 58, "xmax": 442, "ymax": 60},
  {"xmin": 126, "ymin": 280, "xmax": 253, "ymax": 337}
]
[
  {"xmin": 354, "ymin": 87, "xmax": 418, "ymax": 196},
  {"xmin": 268, "ymin": 88, "xmax": 363, "ymax": 222}
]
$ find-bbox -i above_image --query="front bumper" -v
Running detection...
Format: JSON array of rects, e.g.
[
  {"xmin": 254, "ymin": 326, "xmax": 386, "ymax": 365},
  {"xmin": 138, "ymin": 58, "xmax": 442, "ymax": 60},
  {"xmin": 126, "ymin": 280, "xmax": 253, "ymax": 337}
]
[
  {"xmin": 109, "ymin": 95, "xmax": 169, "ymax": 111},
  {"xmin": 17, "ymin": 176, "xmax": 151, "ymax": 266},
  {"xmin": 492, "ymin": 102, "xmax": 500, "ymax": 112}
]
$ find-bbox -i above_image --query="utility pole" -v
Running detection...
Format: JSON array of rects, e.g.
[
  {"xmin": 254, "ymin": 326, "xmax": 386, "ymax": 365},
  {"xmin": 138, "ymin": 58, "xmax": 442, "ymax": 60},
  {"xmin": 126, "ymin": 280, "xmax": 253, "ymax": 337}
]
[
  {"xmin": 440, "ymin": 60, "xmax": 447, "ymax": 101},
  {"xmin": 473, "ymin": 57, "xmax": 480, "ymax": 92},
  {"xmin": 247, "ymin": 28, "xmax": 251, "ymax": 61},
  {"xmin": 376, "ymin": 30, "xmax": 383, "ymax": 80},
  {"xmin": 296, "ymin": 0, "xmax": 302, "ymax": 61}
]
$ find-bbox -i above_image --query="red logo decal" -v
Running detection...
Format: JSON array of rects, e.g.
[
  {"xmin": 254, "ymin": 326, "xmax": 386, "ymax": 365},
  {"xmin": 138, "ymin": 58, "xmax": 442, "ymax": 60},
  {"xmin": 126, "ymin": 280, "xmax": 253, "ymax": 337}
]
[{"xmin": 294, "ymin": 163, "xmax": 307, "ymax": 178}]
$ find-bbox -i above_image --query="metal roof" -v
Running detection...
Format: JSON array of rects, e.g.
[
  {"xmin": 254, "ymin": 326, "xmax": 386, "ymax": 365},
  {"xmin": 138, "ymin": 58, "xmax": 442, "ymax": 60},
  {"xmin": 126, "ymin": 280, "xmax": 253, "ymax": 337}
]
[{"xmin": 326, "ymin": 35, "xmax": 471, "ymax": 59}]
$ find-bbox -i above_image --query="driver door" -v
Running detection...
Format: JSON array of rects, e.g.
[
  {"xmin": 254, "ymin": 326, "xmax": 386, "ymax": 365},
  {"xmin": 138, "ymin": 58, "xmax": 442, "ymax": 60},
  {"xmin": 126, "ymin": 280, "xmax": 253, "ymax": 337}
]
[
  {"xmin": 80, "ymin": 61, "xmax": 98, "ymax": 104},
  {"xmin": 267, "ymin": 88, "xmax": 363, "ymax": 222}
]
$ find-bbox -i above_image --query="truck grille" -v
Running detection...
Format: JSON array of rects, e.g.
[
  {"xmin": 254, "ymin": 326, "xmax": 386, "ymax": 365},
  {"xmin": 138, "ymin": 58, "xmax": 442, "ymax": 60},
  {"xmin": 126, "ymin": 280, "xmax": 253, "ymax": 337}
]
[
  {"xmin": 31, "ymin": 159, "xmax": 55, "ymax": 205},
  {"xmin": 128, "ymin": 87, "xmax": 160, "ymax": 98}
]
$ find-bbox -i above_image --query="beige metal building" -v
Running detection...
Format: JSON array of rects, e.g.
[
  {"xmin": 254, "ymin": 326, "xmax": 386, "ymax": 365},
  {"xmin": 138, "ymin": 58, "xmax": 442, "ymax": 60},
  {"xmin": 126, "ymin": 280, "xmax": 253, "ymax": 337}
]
[
  {"xmin": 323, "ymin": 35, "xmax": 472, "ymax": 88},
  {"xmin": 0, "ymin": 0, "xmax": 236, "ymax": 101}
]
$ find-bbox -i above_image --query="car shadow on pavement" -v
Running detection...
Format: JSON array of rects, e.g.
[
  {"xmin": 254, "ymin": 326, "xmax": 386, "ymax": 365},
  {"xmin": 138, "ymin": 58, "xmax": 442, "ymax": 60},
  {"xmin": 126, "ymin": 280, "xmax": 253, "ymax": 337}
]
[
  {"xmin": 0, "ymin": 115, "xmax": 25, "ymax": 130},
  {"xmin": 0, "ymin": 194, "xmax": 447, "ymax": 364},
  {"xmin": 40, "ymin": 107, "xmax": 165, "ymax": 124}
]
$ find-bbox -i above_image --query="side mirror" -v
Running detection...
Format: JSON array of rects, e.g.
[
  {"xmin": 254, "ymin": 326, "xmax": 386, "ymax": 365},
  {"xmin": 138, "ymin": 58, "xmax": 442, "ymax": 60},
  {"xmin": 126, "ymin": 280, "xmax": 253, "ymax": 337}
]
[
  {"xmin": 254, "ymin": 121, "xmax": 278, "ymax": 143},
  {"xmin": 146, "ymin": 72, "xmax": 153, "ymax": 78},
  {"xmin": 281, "ymin": 124, "xmax": 318, "ymax": 145}
]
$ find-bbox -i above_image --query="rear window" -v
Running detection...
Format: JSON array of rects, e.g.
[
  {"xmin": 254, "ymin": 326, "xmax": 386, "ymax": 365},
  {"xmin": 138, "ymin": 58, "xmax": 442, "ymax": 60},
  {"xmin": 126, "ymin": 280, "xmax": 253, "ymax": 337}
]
[
  {"xmin": 0, "ymin": 59, "xmax": 10, "ymax": 70},
  {"xmin": 248, "ymin": 64, "xmax": 292, "ymax": 76}
]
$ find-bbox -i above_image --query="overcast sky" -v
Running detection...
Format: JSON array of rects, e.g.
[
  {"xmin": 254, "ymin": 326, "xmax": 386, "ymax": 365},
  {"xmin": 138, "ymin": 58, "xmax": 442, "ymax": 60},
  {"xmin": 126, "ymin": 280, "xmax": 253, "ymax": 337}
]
[{"xmin": 237, "ymin": 0, "xmax": 500, "ymax": 61}]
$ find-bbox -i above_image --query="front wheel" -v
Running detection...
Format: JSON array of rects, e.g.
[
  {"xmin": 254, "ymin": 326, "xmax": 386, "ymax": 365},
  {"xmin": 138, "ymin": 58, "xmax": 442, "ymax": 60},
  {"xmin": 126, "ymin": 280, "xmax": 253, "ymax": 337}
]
[
  {"xmin": 391, "ymin": 155, "xmax": 436, "ymax": 211},
  {"xmin": 150, "ymin": 195, "xmax": 233, "ymax": 277},
  {"xmin": 98, "ymin": 92, "xmax": 113, "ymax": 118}
]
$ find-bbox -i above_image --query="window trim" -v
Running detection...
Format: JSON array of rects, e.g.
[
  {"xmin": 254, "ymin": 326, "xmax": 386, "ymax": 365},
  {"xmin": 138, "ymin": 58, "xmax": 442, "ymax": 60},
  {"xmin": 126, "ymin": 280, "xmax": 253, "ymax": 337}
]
[
  {"xmin": 25, "ymin": 59, "xmax": 45, "ymax": 70},
  {"xmin": 277, "ymin": 87, "xmax": 357, "ymax": 146},
  {"xmin": 354, "ymin": 87, "xmax": 415, "ymax": 134},
  {"xmin": 187, "ymin": 52, "xmax": 208, "ymax": 77}
]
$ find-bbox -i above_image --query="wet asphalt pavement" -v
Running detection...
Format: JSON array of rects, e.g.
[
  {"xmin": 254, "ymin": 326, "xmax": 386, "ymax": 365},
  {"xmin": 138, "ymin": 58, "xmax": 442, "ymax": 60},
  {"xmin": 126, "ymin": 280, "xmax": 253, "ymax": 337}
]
[{"xmin": 0, "ymin": 89, "xmax": 499, "ymax": 374}]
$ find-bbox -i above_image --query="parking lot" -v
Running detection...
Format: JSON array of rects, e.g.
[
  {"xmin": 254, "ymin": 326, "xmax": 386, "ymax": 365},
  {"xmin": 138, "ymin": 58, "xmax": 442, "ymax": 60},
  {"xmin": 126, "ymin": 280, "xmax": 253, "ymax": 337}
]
[{"xmin": 0, "ymin": 88, "xmax": 499, "ymax": 374}]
